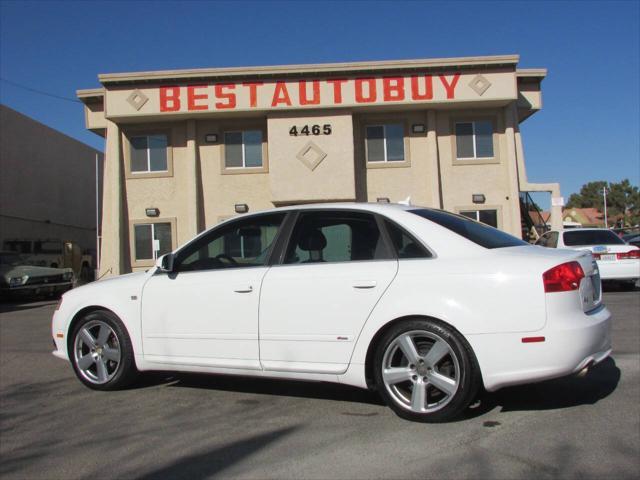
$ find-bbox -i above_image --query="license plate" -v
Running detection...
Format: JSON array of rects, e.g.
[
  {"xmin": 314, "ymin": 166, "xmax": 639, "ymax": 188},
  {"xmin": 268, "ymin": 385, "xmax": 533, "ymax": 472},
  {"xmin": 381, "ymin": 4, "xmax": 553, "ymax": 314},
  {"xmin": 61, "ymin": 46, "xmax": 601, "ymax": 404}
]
[{"xmin": 599, "ymin": 254, "xmax": 616, "ymax": 262}]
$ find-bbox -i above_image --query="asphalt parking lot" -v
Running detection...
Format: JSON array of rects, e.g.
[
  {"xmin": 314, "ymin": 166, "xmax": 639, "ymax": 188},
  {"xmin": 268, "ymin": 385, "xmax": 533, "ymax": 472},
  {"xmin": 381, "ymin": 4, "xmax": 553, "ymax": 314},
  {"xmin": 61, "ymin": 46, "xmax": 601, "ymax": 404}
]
[{"xmin": 1, "ymin": 288, "xmax": 639, "ymax": 479}]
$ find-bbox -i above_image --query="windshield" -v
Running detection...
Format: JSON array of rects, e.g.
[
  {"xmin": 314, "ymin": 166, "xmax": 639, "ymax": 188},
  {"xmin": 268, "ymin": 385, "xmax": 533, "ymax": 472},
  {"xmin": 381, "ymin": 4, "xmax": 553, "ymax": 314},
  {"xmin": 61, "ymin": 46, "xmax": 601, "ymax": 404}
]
[
  {"xmin": 563, "ymin": 230, "xmax": 625, "ymax": 246},
  {"xmin": 409, "ymin": 208, "xmax": 527, "ymax": 249},
  {"xmin": 0, "ymin": 252, "xmax": 24, "ymax": 266}
]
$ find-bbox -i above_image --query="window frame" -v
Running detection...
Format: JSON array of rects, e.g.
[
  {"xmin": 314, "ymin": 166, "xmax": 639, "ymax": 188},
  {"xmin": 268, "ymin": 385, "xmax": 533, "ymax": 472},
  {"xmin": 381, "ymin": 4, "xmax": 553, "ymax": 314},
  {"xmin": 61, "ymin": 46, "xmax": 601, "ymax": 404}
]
[
  {"xmin": 221, "ymin": 125, "xmax": 269, "ymax": 174},
  {"xmin": 457, "ymin": 208, "xmax": 500, "ymax": 229},
  {"xmin": 365, "ymin": 124, "xmax": 405, "ymax": 163},
  {"xmin": 123, "ymin": 128, "xmax": 174, "ymax": 179},
  {"xmin": 360, "ymin": 116, "xmax": 411, "ymax": 169},
  {"xmin": 450, "ymin": 114, "xmax": 500, "ymax": 166},
  {"xmin": 129, "ymin": 217, "xmax": 176, "ymax": 268}
]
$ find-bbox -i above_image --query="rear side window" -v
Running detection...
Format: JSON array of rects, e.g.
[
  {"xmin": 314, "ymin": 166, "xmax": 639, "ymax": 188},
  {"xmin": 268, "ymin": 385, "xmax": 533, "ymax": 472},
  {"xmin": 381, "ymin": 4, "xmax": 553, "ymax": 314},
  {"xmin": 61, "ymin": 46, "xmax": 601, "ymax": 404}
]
[
  {"xmin": 284, "ymin": 211, "xmax": 391, "ymax": 264},
  {"xmin": 384, "ymin": 220, "xmax": 431, "ymax": 258},
  {"xmin": 410, "ymin": 208, "xmax": 527, "ymax": 249},
  {"xmin": 563, "ymin": 230, "xmax": 625, "ymax": 246}
]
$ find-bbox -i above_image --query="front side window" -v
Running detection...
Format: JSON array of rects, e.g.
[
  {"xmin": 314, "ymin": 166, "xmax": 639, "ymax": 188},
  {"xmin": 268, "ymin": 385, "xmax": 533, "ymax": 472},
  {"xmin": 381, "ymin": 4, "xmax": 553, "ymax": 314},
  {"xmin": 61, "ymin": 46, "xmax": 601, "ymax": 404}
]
[
  {"xmin": 365, "ymin": 124, "xmax": 405, "ymax": 162},
  {"xmin": 455, "ymin": 121, "xmax": 494, "ymax": 159},
  {"xmin": 284, "ymin": 211, "xmax": 391, "ymax": 264},
  {"xmin": 130, "ymin": 134, "xmax": 168, "ymax": 173},
  {"xmin": 134, "ymin": 222, "xmax": 172, "ymax": 261},
  {"xmin": 224, "ymin": 130, "xmax": 263, "ymax": 168},
  {"xmin": 459, "ymin": 209, "xmax": 498, "ymax": 228},
  {"xmin": 175, "ymin": 213, "xmax": 285, "ymax": 272}
]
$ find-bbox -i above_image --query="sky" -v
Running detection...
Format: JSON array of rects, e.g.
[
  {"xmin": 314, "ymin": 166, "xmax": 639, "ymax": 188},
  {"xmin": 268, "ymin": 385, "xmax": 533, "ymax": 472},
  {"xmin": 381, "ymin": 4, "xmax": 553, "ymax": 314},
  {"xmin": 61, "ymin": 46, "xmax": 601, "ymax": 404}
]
[{"xmin": 0, "ymin": 0, "xmax": 638, "ymax": 209}]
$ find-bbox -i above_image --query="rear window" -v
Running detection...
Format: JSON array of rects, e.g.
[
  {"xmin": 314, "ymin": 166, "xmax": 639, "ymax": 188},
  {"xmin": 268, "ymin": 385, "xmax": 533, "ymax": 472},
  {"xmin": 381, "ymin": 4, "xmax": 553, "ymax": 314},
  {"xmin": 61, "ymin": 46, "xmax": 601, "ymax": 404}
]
[
  {"xmin": 409, "ymin": 208, "xmax": 527, "ymax": 249},
  {"xmin": 563, "ymin": 230, "xmax": 625, "ymax": 246}
]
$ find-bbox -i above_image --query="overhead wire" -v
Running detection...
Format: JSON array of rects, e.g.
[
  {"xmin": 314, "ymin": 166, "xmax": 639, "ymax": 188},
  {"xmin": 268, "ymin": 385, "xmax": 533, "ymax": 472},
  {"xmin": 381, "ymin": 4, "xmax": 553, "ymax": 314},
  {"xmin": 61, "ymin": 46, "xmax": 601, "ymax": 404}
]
[{"xmin": 0, "ymin": 77, "xmax": 82, "ymax": 104}]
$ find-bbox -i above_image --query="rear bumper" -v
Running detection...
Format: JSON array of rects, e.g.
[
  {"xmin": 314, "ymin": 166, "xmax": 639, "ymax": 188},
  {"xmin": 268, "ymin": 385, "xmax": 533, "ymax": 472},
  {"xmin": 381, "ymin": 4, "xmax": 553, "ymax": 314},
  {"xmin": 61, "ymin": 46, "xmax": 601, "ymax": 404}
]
[
  {"xmin": 467, "ymin": 303, "xmax": 611, "ymax": 392},
  {"xmin": 597, "ymin": 260, "xmax": 639, "ymax": 281}
]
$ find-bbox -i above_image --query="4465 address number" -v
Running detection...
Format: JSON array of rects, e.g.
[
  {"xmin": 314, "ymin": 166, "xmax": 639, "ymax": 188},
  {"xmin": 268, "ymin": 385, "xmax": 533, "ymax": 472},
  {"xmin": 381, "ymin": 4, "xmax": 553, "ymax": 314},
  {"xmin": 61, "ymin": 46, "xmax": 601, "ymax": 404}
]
[{"xmin": 289, "ymin": 124, "xmax": 332, "ymax": 136}]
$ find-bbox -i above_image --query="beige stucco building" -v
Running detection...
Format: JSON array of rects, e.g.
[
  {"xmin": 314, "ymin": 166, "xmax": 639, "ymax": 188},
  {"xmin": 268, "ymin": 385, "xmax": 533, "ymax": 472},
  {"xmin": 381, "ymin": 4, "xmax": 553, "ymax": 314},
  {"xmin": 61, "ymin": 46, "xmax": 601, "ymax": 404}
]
[{"xmin": 77, "ymin": 54, "xmax": 563, "ymax": 277}]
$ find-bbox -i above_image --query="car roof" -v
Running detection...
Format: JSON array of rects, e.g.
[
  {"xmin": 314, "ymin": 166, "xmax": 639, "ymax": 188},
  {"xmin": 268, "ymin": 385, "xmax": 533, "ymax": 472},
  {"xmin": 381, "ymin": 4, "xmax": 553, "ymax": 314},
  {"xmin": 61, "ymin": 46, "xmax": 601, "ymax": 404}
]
[{"xmin": 243, "ymin": 202, "xmax": 418, "ymax": 217}]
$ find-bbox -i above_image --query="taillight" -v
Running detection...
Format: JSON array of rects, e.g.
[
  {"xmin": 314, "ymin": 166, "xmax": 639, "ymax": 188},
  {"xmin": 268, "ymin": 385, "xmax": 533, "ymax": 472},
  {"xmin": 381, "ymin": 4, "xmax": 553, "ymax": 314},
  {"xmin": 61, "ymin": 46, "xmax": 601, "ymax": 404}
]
[
  {"xmin": 543, "ymin": 261, "xmax": 585, "ymax": 293},
  {"xmin": 617, "ymin": 250, "xmax": 640, "ymax": 260}
]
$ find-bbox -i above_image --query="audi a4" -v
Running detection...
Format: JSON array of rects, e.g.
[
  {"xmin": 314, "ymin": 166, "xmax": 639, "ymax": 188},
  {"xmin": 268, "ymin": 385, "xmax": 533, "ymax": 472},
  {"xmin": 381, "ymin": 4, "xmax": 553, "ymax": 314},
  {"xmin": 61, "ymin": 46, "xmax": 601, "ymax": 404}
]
[{"xmin": 52, "ymin": 203, "xmax": 611, "ymax": 422}]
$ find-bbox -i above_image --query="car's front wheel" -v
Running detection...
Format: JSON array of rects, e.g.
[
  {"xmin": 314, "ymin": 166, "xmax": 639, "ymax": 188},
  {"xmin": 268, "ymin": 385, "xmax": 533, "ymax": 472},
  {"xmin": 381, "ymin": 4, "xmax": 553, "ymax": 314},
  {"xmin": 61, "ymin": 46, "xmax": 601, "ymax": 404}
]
[
  {"xmin": 373, "ymin": 319, "xmax": 480, "ymax": 422},
  {"xmin": 69, "ymin": 310, "xmax": 138, "ymax": 390}
]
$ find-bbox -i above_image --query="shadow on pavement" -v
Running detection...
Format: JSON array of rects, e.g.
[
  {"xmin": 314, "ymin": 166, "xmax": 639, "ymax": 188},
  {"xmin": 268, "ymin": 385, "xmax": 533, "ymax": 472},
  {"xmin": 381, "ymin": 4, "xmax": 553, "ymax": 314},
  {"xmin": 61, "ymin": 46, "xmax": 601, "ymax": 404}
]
[
  {"xmin": 0, "ymin": 299, "xmax": 57, "ymax": 314},
  {"xmin": 135, "ymin": 426, "xmax": 298, "ymax": 479},
  {"xmin": 462, "ymin": 356, "xmax": 621, "ymax": 420},
  {"xmin": 136, "ymin": 371, "xmax": 384, "ymax": 406}
]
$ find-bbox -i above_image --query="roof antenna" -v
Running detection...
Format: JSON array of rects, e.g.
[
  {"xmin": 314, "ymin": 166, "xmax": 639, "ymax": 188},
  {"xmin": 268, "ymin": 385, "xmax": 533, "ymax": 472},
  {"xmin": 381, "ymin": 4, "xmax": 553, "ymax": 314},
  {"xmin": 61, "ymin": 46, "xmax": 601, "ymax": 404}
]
[{"xmin": 398, "ymin": 196, "xmax": 412, "ymax": 206}]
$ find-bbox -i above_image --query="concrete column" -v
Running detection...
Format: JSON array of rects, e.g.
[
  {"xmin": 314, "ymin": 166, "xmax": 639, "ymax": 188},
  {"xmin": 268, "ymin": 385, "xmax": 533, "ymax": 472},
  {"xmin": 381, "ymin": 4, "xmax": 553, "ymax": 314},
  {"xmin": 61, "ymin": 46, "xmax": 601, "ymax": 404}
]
[
  {"xmin": 503, "ymin": 104, "xmax": 525, "ymax": 237},
  {"xmin": 98, "ymin": 119, "xmax": 123, "ymax": 278},
  {"xmin": 426, "ymin": 110, "xmax": 442, "ymax": 208},
  {"xmin": 185, "ymin": 120, "xmax": 200, "ymax": 239}
]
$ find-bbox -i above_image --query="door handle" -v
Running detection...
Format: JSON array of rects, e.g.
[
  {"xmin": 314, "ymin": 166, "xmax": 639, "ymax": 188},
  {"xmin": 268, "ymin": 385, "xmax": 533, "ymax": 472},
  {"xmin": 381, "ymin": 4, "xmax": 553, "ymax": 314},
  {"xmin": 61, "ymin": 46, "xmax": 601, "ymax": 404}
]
[
  {"xmin": 352, "ymin": 280, "xmax": 377, "ymax": 289},
  {"xmin": 233, "ymin": 285, "xmax": 253, "ymax": 293}
]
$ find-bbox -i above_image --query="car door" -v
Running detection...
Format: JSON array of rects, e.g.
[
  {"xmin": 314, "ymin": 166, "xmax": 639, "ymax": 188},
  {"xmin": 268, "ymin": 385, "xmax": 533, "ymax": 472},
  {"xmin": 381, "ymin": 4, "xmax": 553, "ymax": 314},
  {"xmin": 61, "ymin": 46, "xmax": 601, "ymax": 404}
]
[
  {"xmin": 141, "ymin": 212, "xmax": 286, "ymax": 369},
  {"xmin": 258, "ymin": 210, "xmax": 398, "ymax": 374}
]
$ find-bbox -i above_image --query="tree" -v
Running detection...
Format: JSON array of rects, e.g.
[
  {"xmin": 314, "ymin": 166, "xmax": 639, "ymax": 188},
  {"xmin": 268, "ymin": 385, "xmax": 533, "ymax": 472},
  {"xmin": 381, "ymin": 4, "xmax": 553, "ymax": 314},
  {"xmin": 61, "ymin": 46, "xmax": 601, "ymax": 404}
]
[{"xmin": 567, "ymin": 179, "xmax": 640, "ymax": 227}]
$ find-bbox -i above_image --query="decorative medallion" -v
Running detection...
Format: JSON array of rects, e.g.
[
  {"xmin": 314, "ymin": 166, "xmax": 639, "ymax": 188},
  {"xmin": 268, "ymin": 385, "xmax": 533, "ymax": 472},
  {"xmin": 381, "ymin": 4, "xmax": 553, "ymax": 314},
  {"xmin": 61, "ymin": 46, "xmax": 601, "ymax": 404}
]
[
  {"xmin": 126, "ymin": 90, "xmax": 149, "ymax": 111},
  {"xmin": 469, "ymin": 75, "xmax": 492, "ymax": 96},
  {"xmin": 296, "ymin": 141, "xmax": 327, "ymax": 171}
]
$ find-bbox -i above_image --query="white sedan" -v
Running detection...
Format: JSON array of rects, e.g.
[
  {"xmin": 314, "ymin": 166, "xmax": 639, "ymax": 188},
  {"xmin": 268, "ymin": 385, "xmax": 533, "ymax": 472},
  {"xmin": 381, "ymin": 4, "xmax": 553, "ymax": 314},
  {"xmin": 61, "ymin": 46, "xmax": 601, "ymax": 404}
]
[
  {"xmin": 52, "ymin": 204, "xmax": 611, "ymax": 422},
  {"xmin": 536, "ymin": 228, "xmax": 640, "ymax": 290}
]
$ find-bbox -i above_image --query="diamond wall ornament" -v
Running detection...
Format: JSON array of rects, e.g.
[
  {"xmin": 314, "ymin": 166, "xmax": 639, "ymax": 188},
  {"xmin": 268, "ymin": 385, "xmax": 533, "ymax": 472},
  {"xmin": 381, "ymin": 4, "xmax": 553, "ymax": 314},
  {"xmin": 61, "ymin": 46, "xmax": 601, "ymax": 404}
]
[
  {"xmin": 296, "ymin": 141, "xmax": 327, "ymax": 171},
  {"xmin": 469, "ymin": 75, "xmax": 492, "ymax": 96},
  {"xmin": 126, "ymin": 90, "xmax": 149, "ymax": 111}
]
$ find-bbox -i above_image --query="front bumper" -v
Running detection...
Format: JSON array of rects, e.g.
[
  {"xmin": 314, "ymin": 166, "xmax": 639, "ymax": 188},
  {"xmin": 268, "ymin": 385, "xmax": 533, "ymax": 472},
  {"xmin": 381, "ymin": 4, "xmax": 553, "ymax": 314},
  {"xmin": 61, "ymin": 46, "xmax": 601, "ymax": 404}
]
[
  {"xmin": 2, "ymin": 282, "xmax": 73, "ymax": 296},
  {"xmin": 467, "ymin": 303, "xmax": 611, "ymax": 392}
]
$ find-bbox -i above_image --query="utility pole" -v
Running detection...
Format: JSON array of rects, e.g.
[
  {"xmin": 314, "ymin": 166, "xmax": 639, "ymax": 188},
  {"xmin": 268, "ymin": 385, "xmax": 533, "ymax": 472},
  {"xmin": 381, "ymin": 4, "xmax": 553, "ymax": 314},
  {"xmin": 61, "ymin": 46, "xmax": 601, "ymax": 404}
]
[{"xmin": 603, "ymin": 186, "xmax": 608, "ymax": 228}]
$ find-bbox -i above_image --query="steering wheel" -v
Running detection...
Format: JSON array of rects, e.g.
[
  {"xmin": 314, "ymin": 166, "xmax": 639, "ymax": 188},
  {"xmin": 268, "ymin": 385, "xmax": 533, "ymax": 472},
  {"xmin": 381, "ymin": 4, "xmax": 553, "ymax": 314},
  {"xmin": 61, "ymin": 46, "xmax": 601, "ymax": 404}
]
[{"xmin": 214, "ymin": 253, "xmax": 238, "ymax": 266}]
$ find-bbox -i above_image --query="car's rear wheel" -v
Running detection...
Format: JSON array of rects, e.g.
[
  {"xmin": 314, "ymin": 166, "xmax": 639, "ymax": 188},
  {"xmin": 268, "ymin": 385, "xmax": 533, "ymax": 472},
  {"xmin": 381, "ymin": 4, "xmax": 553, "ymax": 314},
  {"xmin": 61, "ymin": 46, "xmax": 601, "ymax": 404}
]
[
  {"xmin": 69, "ymin": 310, "xmax": 137, "ymax": 390},
  {"xmin": 373, "ymin": 319, "xmax": 480, "ymax": 422}
]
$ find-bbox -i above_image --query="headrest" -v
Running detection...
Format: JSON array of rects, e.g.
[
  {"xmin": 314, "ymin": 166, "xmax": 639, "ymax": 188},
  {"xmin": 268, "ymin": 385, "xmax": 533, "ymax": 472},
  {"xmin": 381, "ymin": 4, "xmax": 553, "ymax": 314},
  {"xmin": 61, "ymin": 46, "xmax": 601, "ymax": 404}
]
[{"xmin": 298, "ymin": 228, "xmax": 327, "ymax": 251}]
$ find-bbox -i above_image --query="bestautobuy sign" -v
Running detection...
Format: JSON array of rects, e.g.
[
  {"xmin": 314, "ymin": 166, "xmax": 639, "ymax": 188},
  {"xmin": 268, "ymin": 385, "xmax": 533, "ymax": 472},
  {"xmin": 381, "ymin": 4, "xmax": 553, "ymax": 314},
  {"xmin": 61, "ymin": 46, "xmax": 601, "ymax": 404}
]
[{"xmin": 105, "ymin": 71, "xmax": 517, "ymax": 117}]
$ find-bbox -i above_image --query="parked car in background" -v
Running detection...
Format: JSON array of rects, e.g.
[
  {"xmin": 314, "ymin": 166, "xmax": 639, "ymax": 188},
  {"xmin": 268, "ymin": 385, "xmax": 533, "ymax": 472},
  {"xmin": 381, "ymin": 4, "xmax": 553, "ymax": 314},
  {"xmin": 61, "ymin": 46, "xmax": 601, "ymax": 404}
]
[
  {"xmin": 536, "ymin": 228, "xmax": 640, "ymax": 290},
  {"xmin": 622, "ymin": 233, "xmax": 640, "ymax": 248},
  {"xmin": 2, "ymin": 238, "xmax": 94, "ymax": 282},
  {"xmin": 52, "ymin": 204, "xmax": 610, "ymax": 422},
  {"xmin": 0, "ymin": 251, "xmax": 74, "ymax": 299}
]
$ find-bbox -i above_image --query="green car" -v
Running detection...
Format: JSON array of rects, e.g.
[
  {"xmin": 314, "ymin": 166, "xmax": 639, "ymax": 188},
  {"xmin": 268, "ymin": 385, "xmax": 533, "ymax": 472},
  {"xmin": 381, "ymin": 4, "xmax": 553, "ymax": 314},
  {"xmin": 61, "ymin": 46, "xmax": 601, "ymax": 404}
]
[{"xmin": 0, "ymin": 251, "xmax": 74, "ymax": 299}]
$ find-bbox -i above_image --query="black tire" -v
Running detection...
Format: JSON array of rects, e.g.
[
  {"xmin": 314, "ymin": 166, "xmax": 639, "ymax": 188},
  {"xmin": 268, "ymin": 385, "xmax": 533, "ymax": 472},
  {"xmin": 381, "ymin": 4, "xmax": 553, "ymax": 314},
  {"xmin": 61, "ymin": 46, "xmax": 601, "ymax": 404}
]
[
  {"xmin": 373, "ymin": 318, "xmax": 481, "ymax": 423},
  {"xmin": 69, "ymin": 310, "xmax": 138, "ymax": 391}
]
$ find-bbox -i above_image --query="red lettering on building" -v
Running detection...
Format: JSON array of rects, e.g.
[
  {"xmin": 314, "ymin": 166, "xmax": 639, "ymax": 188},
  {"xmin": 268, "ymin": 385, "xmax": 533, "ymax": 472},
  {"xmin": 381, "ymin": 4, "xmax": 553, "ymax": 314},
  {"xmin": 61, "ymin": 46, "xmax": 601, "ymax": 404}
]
[
  {"xmin": 326, "ymin": 79, "xmax": 347, "ymax": 104},
  {"xmin": 410, "ymin": 75, "xmax": 433, "ymax": 100},
  {"xmin": 271, "ymin": 82, "xmax": 292, "ymax": 107},
  {"xmin": 355, "ymin": 78, "xmax": 376, "ymax": 103},
  {"xmin": 187, "ymin": 85, "xmax": 209, "ymax": 111},
  {"xmin": 383, "ymin": 77, "xmax": 405, "ymax": 102},
  {"xmin": 215, "ymin": 84, "xmax": 236, "ymax": 109},
  {"xmin": 242, "ymin": 82, "xmax": 263, "ymax": 108},
  {"xmin": 160, "ymin": 86, "xmax": 181, "ymax": 112},
  {"xmin": 439, "ymin": 74, "xmax": 460, "ymax": 99},
  {"xmin": 298, "ymin": 80, "xmax": 320, "ymax": 105}
]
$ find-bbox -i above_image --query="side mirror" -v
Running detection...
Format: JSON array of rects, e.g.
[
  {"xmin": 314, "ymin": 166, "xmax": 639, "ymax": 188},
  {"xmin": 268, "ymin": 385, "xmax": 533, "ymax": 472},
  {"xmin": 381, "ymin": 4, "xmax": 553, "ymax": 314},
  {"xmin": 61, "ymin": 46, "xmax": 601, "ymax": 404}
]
[{"xmin": 156, "ymin": 253, "xmax": 174, "ymax": 273}]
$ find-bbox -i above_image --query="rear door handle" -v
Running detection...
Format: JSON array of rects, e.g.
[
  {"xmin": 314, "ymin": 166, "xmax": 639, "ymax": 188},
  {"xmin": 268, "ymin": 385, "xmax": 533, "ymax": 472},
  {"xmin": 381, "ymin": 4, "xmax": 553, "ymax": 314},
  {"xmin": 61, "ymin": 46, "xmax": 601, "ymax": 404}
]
[
  {"xmin": 352, "ymin": 280, "xmax": 377, "ymax": 289},
  {"xmin": 233, "ymin": 285, "xmax": 253, "ymax": 293}
]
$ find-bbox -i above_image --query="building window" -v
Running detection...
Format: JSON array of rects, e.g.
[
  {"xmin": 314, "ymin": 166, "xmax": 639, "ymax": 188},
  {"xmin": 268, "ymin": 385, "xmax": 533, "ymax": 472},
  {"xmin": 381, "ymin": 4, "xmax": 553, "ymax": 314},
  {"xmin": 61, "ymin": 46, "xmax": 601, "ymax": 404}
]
[
  {"xmin": 460, "ymin": 209, "xmax": 498, "ymax": 228},
  {"xmin": 455, "ymin": 121, "xmax": 494, "ymax": 159},
  {"xmin": 133, "ymin": 222, "xmax": 172, "ymax": 261},
  {"xmin": 224, "ymin": 130, "xmax": 263, "ymax": 168},
  {"xmin": 365, "ymin": 124, "xmax": 405, "ymax": 162},
  {"xmin": 130, "ymin": 134, "xmax": 168, "ymax": 173}
]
